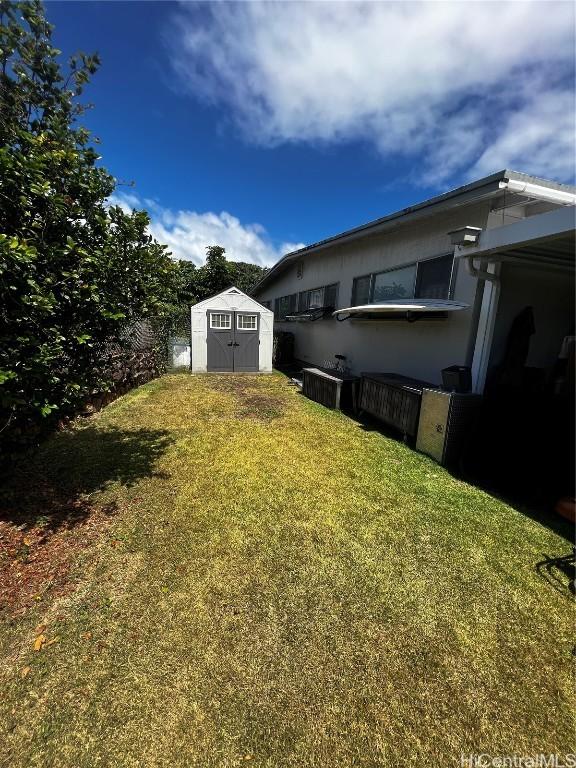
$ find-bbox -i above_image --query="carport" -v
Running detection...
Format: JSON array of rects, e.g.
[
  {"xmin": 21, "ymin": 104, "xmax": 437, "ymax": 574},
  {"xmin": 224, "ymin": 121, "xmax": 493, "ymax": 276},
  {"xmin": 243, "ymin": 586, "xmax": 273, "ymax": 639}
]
[{"xmin": 454, "ymin": 205, "xmax": 575, "ymax": 505}]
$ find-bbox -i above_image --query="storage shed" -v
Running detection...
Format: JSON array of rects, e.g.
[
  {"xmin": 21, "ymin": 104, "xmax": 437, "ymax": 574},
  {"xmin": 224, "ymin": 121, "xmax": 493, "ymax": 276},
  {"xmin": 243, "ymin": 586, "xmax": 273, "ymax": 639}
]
[{"xmin": 190, "ymin": 287, "xmax": 273, "ymax": 373}]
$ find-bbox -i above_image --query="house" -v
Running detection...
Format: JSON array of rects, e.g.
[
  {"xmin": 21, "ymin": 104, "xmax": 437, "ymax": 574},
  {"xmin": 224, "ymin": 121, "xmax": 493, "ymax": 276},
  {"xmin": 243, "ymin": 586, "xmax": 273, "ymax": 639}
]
[{"xmin": 252, "ymin": 170, "xmax": 575, "ymax": 396}]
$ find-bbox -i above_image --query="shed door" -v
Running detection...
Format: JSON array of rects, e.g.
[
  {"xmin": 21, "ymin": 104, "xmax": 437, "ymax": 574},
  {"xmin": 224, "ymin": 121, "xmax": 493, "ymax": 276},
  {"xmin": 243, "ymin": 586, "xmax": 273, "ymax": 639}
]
[
  {"xmin": 234, "ymin": 312, "xmax": 259, "ymax": 372},
  {"xmin": 207, "ymin": 311, "xmax": 234, "ymax": 372}
]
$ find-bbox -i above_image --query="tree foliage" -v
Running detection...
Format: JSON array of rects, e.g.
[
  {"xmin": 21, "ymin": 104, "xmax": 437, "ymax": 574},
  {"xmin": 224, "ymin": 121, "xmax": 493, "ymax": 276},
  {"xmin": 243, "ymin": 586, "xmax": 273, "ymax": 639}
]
[
  {"xmin": 174, "ymin": 246, "xmax": 268, "ymax": 308},
  {"xmin": 0, "ymin": 0, "xmax": 176, "ymax": 446}
]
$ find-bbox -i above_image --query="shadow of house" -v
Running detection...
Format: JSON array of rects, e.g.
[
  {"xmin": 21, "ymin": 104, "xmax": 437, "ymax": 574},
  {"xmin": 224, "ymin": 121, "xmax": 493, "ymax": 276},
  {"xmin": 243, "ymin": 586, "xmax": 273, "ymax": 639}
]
[
  {"xmin": 0, "ymin": 425, "xmax": 173, "ymax": 532},
  {"xmin": 323, "ymin": 391, "xmax": 575, "ymax": 543}
]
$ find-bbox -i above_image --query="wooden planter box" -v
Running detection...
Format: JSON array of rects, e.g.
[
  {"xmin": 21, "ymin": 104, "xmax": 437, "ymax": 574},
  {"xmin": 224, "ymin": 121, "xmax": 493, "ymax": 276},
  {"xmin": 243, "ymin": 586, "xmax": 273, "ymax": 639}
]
[{"xmin": 302, "ymin": 368, "xmax": 359, "ymax": 411}]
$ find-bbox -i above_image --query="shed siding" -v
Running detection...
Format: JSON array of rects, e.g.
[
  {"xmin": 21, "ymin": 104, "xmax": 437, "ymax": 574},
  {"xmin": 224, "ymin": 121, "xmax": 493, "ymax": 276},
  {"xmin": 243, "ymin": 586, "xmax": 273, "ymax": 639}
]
[{"xmin": 190, "ymin": 289, "xmax": 273, "ymax": 373}]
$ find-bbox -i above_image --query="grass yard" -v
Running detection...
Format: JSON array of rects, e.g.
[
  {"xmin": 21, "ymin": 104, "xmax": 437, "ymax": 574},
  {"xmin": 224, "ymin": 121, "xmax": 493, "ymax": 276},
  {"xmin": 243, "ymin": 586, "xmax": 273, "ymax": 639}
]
[{"xmin": 0, "ymin": 373, "xmax": 573, "ymax": 767}]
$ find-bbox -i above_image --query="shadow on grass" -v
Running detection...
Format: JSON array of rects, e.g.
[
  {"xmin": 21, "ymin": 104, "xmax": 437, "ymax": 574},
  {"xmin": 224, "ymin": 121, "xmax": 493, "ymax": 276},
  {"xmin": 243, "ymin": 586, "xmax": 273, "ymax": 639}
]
[
  {"xmin": 327, "ymin": 404, "xmax": 575, "ymax": 543},
  {"xmin": 535, "ymin": 551, "xmax": 576, "ymax": 599},
  {"xmin": 0, "ymin": 425, "xmax": 173, "ymax": 533}
]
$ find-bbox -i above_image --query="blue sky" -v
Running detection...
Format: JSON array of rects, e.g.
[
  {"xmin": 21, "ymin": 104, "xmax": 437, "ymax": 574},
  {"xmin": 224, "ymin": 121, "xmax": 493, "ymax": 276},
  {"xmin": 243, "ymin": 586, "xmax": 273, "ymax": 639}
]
[{"xmin": 47, "ymin": 1, "xmax": 575, "ymax": 266}]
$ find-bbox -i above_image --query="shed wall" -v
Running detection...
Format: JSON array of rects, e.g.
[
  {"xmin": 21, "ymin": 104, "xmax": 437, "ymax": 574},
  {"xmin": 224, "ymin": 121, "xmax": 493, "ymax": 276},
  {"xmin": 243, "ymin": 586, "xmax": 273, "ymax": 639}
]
[{"xmin": 190, "ymin": 290, "xmax": 273, "ymax": 373}]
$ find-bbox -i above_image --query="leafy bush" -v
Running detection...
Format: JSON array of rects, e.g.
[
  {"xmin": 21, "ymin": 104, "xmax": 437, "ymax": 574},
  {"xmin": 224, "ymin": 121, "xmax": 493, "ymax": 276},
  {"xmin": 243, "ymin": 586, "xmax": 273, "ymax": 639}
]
[{"xmin": 0, "ymin": 1, "xmax": 177, "ymax": 457}]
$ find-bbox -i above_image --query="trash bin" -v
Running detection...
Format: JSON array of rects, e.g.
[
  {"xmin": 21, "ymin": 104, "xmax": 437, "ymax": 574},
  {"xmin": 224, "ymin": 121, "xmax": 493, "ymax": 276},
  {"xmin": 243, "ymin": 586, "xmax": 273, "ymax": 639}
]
[{"xmin": 441, "ymin": 365, "xmax": 472, "ymax": 393}]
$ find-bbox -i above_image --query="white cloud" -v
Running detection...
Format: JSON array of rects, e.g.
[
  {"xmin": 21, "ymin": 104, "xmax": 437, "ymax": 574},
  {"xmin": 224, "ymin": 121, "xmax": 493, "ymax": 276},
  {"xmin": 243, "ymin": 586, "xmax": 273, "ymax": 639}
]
[
  {"xmin": 109, "ymin": 193, "xmax": 304, "ymax": 266},
  {"xmin": 469, "ymin": 88, "xmax": 576, "ymax": 182},
  {"xmin": 169, "ymin": 1, "xmax": 575, "ymax": 185}
]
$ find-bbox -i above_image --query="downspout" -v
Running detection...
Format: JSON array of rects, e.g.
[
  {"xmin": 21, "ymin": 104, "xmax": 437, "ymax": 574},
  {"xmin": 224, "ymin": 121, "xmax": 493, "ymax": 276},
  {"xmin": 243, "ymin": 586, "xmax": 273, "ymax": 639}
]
[
  {"xmin": 453, "ymin": 242, "xmax": 502, "ymax": 387},
  {"xmin": 464, "ymin": 253, "xmax": 500, "ymax": 283}
]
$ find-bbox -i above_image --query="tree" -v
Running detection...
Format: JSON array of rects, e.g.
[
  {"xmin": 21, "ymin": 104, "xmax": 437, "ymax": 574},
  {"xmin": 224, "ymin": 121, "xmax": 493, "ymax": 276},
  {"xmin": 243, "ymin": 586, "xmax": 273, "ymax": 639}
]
[
  {"xmin": 174, "ymin": 260, "xmax": 199, "ymax": 306},
  {"xmin": 0, "ymin": 0, "xmax": 176, "ymax": 448},
  {"xmin": 198, "ymin": 245, "xmax": 230, "ymax": 298},
  {"xmin": 229, "ymin": 261, "xmax": 268, "ymax": 295},
  {"xmin": 173, "ymin": 248, "xmax": 268, "ymax": 306}
]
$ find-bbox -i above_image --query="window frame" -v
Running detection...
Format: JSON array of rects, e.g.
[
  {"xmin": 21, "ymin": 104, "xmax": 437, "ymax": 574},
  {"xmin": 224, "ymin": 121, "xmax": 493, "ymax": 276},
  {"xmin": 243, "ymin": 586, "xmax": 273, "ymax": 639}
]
[
  {"xmin": 298, "ymin": 282, "xmax": 339, "ymax": 312},
  {"xmin": 350, "ymin": 254, "xmax": 455, "ymax": 306},
  {"xmin": 237, "ymin": 313, "xmax": 258, "ymax": 330},
  {"xmin": 209, "ymin": 312, "xmax": 232, "ymax": 330},
  {"xmin": 274, "ymin": 293, "xmax": 298, "ymax": 321}
]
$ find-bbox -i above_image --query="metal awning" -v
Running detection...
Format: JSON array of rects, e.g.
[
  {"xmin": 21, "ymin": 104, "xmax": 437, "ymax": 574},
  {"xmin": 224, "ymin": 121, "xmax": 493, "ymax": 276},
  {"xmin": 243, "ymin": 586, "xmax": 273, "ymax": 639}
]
[
  {"xmin": 285, "ymin": 306, "xmax": 333, "ymax": 322},
  {"xmin": 455, "ymin": 205, "xmax": 575, "ymax": 271},
  {"xmin": 333, "ymin": 299, "xmax": 470, "ymax": 321}
]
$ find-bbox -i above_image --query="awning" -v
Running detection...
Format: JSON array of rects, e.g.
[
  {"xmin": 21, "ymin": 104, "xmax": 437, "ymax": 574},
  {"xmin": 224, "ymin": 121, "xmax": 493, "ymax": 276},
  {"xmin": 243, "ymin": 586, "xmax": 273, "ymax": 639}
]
[
  {"xmin": 455, "ymin": 206, "xmax": 575, "ymax": 271},
  {"xmin": 333, "ymin": 299, "xmax": 470, "ymax": 321},
  {"xmin": 285, "ymin": 306, "xmax": 333, "ymax": 322}
]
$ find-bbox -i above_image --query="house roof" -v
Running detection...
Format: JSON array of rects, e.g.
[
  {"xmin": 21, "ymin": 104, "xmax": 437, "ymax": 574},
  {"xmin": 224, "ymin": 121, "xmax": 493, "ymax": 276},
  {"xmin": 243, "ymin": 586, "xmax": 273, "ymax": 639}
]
[{"xmin": 253, "ymin": 170, "xmax": 576, "ymax": 293}]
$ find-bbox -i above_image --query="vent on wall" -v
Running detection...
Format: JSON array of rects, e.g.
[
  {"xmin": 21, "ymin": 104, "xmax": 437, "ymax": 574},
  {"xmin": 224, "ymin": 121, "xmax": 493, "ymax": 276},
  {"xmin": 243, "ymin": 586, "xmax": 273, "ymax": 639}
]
[{"xmin": 296, "ymin": 260, "xmax": 304, "ymax": 279}]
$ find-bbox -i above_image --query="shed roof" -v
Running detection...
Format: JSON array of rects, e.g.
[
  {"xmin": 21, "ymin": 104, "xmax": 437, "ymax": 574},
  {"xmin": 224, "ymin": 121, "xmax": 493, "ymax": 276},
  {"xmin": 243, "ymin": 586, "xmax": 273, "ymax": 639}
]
[{"xmin": 191, "ymin": 286, "xmax": 273, "ymax": 313}]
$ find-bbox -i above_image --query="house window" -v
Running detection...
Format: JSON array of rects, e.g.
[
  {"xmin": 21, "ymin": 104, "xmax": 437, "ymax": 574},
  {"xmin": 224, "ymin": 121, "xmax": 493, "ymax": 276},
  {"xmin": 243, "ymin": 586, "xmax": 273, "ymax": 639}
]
[
  {"xmin": 274, "ymin": 294, "xmax": 298, "ymax": 320},
  {"xmin": 415, "ymin": 254, "xmax": 454, "ymax": 299},
  {"xmin": 351, "ymin": 255, "xmax": 453, "ymax": 305},
  {"xmin": 351, "ymin": 275, "xmax": 372, "ymax": 306},
  {"xmin": 373, "ymin": 265, "xmax": 416, "ymax": 302},
  {"xmin": 237, "ymin": 314, "xmax": 257, "ymax": 330},
  {"xmin": 210, "ymin": 313, "xmax": 231, "ymax": 329},
  {"xmin": 298, "ymin": 283, "xmax": 339, "ymax": 311}
]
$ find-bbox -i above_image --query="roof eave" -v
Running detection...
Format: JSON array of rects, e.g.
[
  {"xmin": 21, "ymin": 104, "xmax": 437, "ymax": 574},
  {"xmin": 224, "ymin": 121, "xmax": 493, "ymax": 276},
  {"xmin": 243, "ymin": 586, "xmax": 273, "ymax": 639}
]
[{"xmin": 251, "ymin": 170, "xmax": 576, "ymax": 294}]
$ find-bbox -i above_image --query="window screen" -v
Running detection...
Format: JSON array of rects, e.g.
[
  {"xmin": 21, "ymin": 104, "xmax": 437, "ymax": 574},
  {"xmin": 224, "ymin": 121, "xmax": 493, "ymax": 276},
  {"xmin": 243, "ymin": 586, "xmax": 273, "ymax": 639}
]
[
  {"xmin": 373, "ymin": 265, "xmax": 416, "ymax": 302},
  {"xmin": 415, "ymin": 254, "xmax": 453, "ymax": 299},
  {"xmin": 323, "ymin": 283, "xmax": 338, "ymax": 309},
  {"xmin": 237, "ymin": 314, "xmax": 257, "ymax": 330},
  {"xmin": 351, "ymin": 275, "xmax": 372, "ymax": 306},
  {"xmin": 210, "ymin": 313, "xmax": 231, "ymax": 329}
]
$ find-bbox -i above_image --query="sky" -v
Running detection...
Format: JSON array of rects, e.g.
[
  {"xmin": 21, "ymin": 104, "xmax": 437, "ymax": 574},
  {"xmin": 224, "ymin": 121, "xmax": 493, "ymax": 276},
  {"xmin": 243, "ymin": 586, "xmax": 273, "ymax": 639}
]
[{"xmin": 47, "ymin": 1, "xmax": 576, "ymax": 267}]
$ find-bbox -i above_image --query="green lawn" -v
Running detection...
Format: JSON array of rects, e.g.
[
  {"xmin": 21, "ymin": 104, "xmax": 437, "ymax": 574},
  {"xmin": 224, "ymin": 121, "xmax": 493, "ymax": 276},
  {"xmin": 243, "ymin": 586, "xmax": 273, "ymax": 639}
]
[{"xmin": 0, "ymin": 373, "xmax": 573, "ymax": 767}]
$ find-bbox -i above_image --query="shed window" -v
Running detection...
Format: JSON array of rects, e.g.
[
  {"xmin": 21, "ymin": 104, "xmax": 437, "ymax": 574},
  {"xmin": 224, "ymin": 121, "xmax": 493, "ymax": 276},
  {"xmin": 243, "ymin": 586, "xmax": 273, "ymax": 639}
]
[
  {"xmin": 210, "ymin": 313, "xmax": 232, "ymax": 329},
  {"xmin": 237, "ymin": 314, "xmax": 257, "ymax": 330}
]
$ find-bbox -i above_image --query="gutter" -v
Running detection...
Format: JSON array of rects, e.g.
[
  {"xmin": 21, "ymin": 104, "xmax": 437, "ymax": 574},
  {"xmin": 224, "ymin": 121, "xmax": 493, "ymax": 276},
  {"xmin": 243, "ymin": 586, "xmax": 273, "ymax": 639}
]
[
  {"xmin": 465, "ymin": 255, "xmax": 499, "ymax": 283},
  {"xmin": 252, "ymin": 172, "xmax": 576, "ymax": 295},
  {"xmin": 500, "ymin": 179, "xmax": 576, "ymax": 206}
]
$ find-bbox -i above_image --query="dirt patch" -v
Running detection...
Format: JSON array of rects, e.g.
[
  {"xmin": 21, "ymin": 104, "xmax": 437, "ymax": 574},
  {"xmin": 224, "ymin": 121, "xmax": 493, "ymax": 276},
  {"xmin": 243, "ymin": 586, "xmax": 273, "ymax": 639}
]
[
  {"xmin": 236, "ymin": 393, "xmax": 285, "ymax": 421},
  {"xmin": 0, "ymin": 486, "xmax": 117, "ymax": 619},
  {"xmin": 205, "ymin": 376, "xmax": 286, "ymax": 420}
]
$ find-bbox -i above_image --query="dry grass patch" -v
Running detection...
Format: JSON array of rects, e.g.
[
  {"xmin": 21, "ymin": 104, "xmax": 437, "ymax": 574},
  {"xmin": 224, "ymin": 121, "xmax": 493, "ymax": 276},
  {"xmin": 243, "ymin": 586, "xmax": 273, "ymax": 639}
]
[{"xmin": 0, "ymin": 373, "xmax": 573, "ymax": 768}]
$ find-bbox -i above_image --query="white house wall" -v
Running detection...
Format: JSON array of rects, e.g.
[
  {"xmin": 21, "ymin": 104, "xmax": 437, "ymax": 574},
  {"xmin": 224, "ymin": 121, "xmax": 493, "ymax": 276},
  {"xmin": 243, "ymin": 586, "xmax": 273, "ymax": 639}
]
[
  {"xmin": 190, "ymin": 290, "xmax": 273, "ymax": 373},
  {"xmin": 256, "ymin": 203, "xmax": 492, "ymax": 384},
  {"xmin": 488, "ymin": 263, "xmax": 574, "ymax": 372}
]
